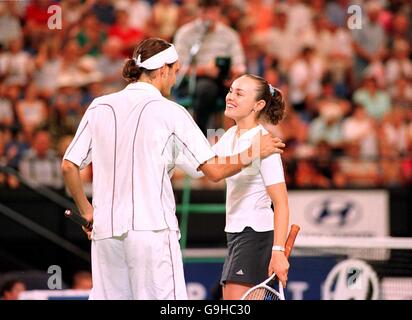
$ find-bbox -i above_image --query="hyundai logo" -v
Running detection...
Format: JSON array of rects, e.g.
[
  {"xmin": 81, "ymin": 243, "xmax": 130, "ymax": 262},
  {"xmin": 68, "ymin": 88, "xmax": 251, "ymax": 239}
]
[{"xmin": 305, "ymin": 196, "xmax": 362, "ymax": 229}]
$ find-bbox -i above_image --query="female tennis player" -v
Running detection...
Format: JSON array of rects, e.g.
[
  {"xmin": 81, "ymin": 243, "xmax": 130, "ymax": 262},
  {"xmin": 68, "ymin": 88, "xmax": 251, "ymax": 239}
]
[{"xmin": 214, "ymin": 74, "xmax": 290, "ymax": 300}]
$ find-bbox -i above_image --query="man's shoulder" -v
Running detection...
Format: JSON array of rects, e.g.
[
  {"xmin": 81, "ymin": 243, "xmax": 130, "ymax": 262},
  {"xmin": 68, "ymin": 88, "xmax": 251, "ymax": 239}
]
[
  {"xmin": 87, "ymin": 90, "xmax": 127, "ymax": 109},
  {"xmin": 162, "ymin": 98, "xmax": 193, "ymax": 118}
]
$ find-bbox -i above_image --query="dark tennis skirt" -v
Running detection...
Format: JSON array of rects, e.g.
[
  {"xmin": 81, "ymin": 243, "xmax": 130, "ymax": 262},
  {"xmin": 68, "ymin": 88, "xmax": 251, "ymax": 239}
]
[{"xmin": 220, "ymin": 227, "xmax": 273, "ymax": 286}]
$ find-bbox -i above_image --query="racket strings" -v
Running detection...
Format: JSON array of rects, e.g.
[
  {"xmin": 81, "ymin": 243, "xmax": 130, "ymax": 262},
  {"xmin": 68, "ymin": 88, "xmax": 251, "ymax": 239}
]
[{"xmin": 243, "ymin": 288, "xmax": 281, "ymax": 300}]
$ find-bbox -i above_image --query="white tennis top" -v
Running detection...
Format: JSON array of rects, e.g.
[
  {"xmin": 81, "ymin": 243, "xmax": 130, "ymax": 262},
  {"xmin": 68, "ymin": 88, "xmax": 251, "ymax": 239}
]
[
  {"xmin": 212, "ymin": 124, "xmax": 285, "ymax": 233},
  {"xmin": 64, "ymin": 82, "xmax": 215, "ymax": 240}
]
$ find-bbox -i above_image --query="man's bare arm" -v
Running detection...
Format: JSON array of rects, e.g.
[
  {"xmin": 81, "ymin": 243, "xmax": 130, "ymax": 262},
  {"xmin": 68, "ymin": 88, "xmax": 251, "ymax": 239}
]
[
  {"xmin": 199, "ymin": 133, "xmax": 285, "ymax": 182},
  {"xmin": 61, "ymin": 160, "xmax": 93, "ymax": 222}
]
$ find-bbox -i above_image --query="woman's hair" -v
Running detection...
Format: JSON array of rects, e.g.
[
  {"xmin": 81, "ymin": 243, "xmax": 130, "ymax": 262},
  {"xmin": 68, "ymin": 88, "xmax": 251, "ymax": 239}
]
[
  {"xmin": 243, "ymin": 74, "xmax": 285, "ymax": 125},
  {"xmin": 122, "ymin": 38, "xmax": 174, "ymax": 83}
]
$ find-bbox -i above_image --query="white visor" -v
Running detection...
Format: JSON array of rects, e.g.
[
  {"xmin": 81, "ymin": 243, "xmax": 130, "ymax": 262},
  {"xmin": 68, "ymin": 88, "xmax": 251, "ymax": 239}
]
[{"xmin": 133, "ymin": 44, "xmax": 179, "ymax": 70}]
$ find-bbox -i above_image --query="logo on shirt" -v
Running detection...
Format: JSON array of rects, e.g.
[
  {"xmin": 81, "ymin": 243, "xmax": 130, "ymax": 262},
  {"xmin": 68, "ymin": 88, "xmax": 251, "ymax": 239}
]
[{"xmin": 236, "ymin": 269, "xmax": 245, "ymax": 276}]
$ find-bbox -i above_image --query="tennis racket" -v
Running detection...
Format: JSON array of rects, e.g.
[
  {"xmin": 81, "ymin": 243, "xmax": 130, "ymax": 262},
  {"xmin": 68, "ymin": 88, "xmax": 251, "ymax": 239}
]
[
  {"xmin": 241, "ymin": 224, "xmax": 300, "ymax": 300},
  {"xmin": 64, "ymin": 209, "xmax": 93, "ymax": 231}
]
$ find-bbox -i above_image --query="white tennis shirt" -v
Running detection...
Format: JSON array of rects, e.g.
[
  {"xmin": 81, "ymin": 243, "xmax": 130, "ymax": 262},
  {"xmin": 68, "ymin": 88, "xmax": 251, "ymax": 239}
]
[
  {"xmin": 212, "ymin": 124, "xmax": 285, "ymax": 233},
  {"xmin": 64, "ymin": 82, "xmax": 215, "ymax": 240}
]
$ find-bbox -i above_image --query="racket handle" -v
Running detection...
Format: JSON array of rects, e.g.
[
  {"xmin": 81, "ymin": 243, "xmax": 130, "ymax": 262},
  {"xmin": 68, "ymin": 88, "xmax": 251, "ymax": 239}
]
[
  {"xmin": 278, "ymin": 279, "xmax": 285, "ymax": 300},
  {"xmin": 64, "ymin": 209, "xmax": 93, "ymax": 230},
  {"xmin": 284, "ymin": 224, "xmax": 300, "ymax": 259}
]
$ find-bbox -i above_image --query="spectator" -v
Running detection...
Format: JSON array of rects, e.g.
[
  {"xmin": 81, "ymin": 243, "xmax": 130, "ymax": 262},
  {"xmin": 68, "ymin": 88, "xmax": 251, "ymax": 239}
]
[
  {"xmin": 389, "ymin": 77, "xmax": 412, "ymax": 110},
  {"xmin": 56, "ymin": 40, "xmax": 102, "ymax": 88},
  {"xmin": 96, "ymin": 37, "xmax": 125, "ymax": 93},
  {"xmin": 300, "ymin": 14, "xmax": 334, "ymax": 59},
  {"xmin": 177, "ymin": 0, "xmax": 201, "ymax": 27},
  {"xmin": 108, "ymin": 8, "xmax": 144, "ymax": 56},
  {"xmin": 308, "ymin": 100, "xmax": 344, "ymax": 153},
  {"xmin": 284, "ymin": 0, "xmax": 313, "ymax": 35},
  {"xmin": 4, "ymin": 127, "xmax": 30, "ymax": 171},
  {"xmin": 288, "ymin": 47, "xmax": 325, "ymax": 115},
  {"xmin": 72, "ymin": 271, "xmax": 93, "ymax": 290},
  {"xmin": 19, "ymin": 129, "xmax": 64, "ymax": 189},
  {"xmin": 244, "ymin": 40, "xmax": 266, "ymax": 77},
  {"xmin": 337, "ymin": 143, "xmax": 380, "ymax": 187},
  {"xmin": 150, "ymin": 0, "xmax": 179, "ymax": 42},
  {"xmin": 116, "ymin": 0, "xmax": 152, "ymax": 31},
  {"xmin": 351, "ymin": 0, "xmax": 387, "ymax": 81},
  {"xmin": 0, "ymin": 279, "xmax": 26, "ymax": 300},
  {"xmin": 313, "ymin": 140, "xmax": 334, "ymax": 183},
  {"xmin": 294, "ymin": 159, "xmax": 330, "ymax": 188},
  {"xmin": 173, "ymin": 0, "xmax": 246, "ymax": 134},
  {"xmin": 406, "ymin": 109, "xmax": 412, "ymax": 151},
  {"xmin": 75, "ymin": 13, "xmax": 107, "ymax": 57},
  {"xmin": 61, "ymin": 0, "xmax": 93, "ymax": 31},
  {"xmin": 381, "ymin": 107, "xmax": 409, "ymax": 156},
  {"xmin": 329, "ymin": 23, "xmax": 354, "ymax": 61},
  {"xmin": 0, "ymin": 0, "xmax": 410, "ymax": 191},
  {"xmin": 389, "ymin": 12, "xmax": 411, "ymax": 48},
  {"xmin": 80, "ymin": 81, "xmax": 104, "ymax": 109},
  {"xmin": 263, "ymin": 64, "xmax": 286, "ymax": 90},
  {"xmin": 91, "ymin": 0, "xmax": 116, "ymax": 26},
  {"xmin": 385, "ymin": 39, "xmax": 412, "ymax": 85},
  {"xmin": 3, "ymin": 84, "xmax": 22, "ymax": 110},
  {"xmin": 342, "ymin": 104, "xmax": 378, "ymax": 159},
  {"xmin": 24, "ymin": 0, "xmax": 54, "ymax": 45},
  {"xmin": 16, "ymin": 83, "xmax": 48, "ymax": 141},
  {"xmin": 33, "ymin": 35, "xmax": 62, "ymax": 98},
  {"xmin": 402, "ymin": 107, "xmax": 412, "ymax": 186},
  {"xmin": 325, "ymin": 0, "xmax": 349, "ymax": 28},
  {"xmin": 244, "ymin": 0, "xmax": 274, "ymax": 34},
  {"xmin": 50, "ymin": 85, "xmax": 83, "ymax": 135},
  {"xmin": 0, "ymin": 83, "xmax": 14, "ymax": 127},
  {"xmin": 256, "ymin": 8, "xmax": 300, "ymax": 73},
  {"xmin": 379, "ymin": 148, "xmax": 403, "ymax": 187},
  {"xmin": 264, "ymin": 107, "xmax": 309, "ymax": 149},
  {"xmin": 0, "ymin": 126, "xmax": 22, "ymax": 189},
  {"xmin": 0, "ymin": 126, "xmax": 7, "ymax": 186},
  {"xmin": 0, "ymin": 37, "xmax": 34, "ymax": 86},
  {"xmin": 0, "ymin": 2, "xmax": 22, "ymax": 49},
  {"xmin": 353, "ymin": 76, "xmax": 391, "ymax": 121},
  {"xmin": 317, "ymin": 81, "xmax": 351, "ymax": 118}
]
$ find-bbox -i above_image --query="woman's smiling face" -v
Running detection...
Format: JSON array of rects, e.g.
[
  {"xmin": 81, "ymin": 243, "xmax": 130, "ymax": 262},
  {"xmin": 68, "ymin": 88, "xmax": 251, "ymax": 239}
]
[{"xmin": 224, "ymin": 75, "xmax": 260, "ymax": 122}]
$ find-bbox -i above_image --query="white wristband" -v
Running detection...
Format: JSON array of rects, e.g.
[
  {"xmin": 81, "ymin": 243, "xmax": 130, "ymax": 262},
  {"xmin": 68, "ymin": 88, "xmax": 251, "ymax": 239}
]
[{"xmin": 272, "ymin": 245, "xmax": 285, "ymax": 252}]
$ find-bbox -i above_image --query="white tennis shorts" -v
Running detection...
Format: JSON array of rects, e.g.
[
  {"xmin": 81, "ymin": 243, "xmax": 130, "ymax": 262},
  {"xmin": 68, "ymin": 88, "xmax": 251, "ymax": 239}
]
[{"xmin": 89, "ymin": 229, "xmax": 188, "ymax": 300}]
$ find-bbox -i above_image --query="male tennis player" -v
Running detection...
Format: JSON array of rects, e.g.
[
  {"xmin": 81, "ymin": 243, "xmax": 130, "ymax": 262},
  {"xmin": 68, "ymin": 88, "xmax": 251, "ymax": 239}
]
[{"xmin": 61, "ymin": 38, "xmax": 285, "ymax": 300}]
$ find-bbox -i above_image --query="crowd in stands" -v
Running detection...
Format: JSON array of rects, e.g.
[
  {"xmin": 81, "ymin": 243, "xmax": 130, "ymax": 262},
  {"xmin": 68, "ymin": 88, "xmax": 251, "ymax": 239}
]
[
  {"xmin": 0, "ymin": 0, "xmax": 411, "ymax": 191},
  {"xmin": 0, "ymin": 271, "xmax": 92, "ymax": 299}
]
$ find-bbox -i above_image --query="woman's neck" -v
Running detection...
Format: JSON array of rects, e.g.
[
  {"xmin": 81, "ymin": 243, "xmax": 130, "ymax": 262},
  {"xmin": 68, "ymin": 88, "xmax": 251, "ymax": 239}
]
[{"xmin": 235, "ymin": 118, "xmax": 259, "ymax": 135}]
